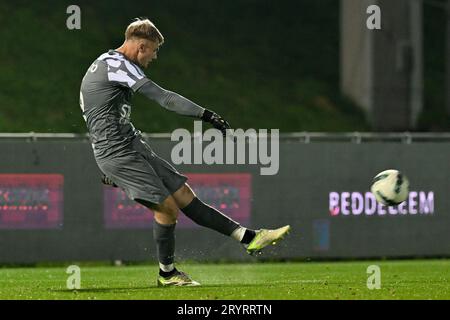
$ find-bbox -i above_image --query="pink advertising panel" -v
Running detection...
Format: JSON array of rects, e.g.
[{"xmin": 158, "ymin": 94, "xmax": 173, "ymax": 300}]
[
  {"xmin": 0, "ymin": 174, "xmax": 64, "ymax": 229},
  {"xmin": 104, "ymin": 173, "xmax": 252, "ymax": 229}
]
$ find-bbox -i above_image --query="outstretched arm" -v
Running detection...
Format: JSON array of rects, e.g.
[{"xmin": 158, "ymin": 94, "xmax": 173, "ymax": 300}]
[
  {"xmin": 137, "ymin": 79, "xmax": 205, "ymax": 118},
  {"xmin": 137, "ymin": 80, "xmax": 232, "ymax": 136}
]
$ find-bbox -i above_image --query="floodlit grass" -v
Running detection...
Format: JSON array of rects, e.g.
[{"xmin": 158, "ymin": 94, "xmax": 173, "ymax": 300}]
[{"xmin": 0, "ymin": 260, "xmax": 449, "ymax": 300}]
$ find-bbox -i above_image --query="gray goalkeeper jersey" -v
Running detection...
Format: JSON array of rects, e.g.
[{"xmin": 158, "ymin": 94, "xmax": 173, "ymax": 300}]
[{"xmin": 80, "ymin": 50, "xmax": 205, "ymax": 159}]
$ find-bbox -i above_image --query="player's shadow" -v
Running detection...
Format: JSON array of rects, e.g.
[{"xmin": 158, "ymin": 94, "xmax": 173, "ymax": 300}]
[
  {"xmin": 51, "ymin": 283, "xmax": 268, "ymax": 293},
  {"xmin": 52, "ymin": 286, "xmax": 153, "ymax": 293}
]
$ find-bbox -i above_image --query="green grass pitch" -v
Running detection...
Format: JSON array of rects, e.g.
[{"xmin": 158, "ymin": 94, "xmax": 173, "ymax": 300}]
[{"xmin": 0, "ymin": 260, "xmax": 449, "ymax": 299}]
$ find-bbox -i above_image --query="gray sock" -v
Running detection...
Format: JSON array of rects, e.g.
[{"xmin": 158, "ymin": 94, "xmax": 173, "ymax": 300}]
[
  {"xmin": 153, "ymin": 220, "xmax": 176, "ymax": 266},
  {"xmin": 180, "ymin": 197, "xmax": 240, "ymax": 236}
]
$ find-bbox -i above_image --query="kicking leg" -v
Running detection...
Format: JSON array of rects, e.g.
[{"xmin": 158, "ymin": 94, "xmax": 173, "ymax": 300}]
[
  {"xmin": 172, "ymin": 183, "xmax": 291, "ymax": 255},
  {"xmin": 172, "ymin": 184, "xmax": 256, "ymax": 244}
]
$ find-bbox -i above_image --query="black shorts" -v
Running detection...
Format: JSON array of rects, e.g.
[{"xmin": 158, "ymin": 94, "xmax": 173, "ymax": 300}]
[{"xmin": 96, "ymin": 136, "xmax": 188, "ymax": 205}]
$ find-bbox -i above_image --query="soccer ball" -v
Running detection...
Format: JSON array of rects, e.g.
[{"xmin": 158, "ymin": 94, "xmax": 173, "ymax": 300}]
[{"xmin": 370, "ymin": 169, "xmax": 409, "ymax": 206}]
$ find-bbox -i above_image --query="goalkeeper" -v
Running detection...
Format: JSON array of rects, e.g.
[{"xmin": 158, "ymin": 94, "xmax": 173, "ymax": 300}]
[{"xmin": 80, "ymin": 18, "xmax": 290, "ymax": 287}]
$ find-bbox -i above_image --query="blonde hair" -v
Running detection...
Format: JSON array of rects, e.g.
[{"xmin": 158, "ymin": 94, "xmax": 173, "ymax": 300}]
[{"xmin": 125, "ymin": 18, "xmax": 164, "ymax": 44}]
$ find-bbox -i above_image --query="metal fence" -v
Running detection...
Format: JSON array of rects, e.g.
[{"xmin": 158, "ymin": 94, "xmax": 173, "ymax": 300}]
[{"xmin": 1, "ymin": 132, "xmax": 450, "ymax": 142}]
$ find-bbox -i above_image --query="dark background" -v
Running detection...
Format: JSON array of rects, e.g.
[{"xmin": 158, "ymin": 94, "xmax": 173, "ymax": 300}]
[
  {"xmin": 0, "ymin": 0, "xmax": 449, "ymax": 133},
  {"xmin": 0, "ymin": 1, "xmax": 449, "ymax": 263}
]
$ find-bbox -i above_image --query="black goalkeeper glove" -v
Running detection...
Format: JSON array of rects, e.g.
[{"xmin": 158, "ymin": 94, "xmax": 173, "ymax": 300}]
[
  {"xmin": 101, "ymin": 174, "xmax": 118, "ymax": 187},
  {"xmin": 201, "ymin": 109, "xmax": 232, "ymax": 137}
]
